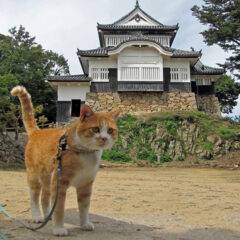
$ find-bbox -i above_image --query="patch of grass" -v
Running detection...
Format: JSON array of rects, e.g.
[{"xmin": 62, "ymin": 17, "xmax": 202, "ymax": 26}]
[
  {"xmin": 163, "ymin": 120, "xmax": 179, "ymax": 135},
  {"xmin": 104, "ymin": 111, "xmax": 240, "ymax": 164},
  {"xmin": 160, "ymin": 153, "xmax": 172, "ymax": 163},
  {"xmin": 202, "ymin": 142, "xmax": 214, "ymax": 151},
  {"xmin": 118, "ymin": 115, "xmax": 137, "ymax": 131},
  {"xmin": 217, "ymin": 126, "xmax": 237, "ymax": 140},
  {"xmin": 156, "ymin": 138, "xmax": 165, "ymax": 145},
  {"xmin": 177, "ymin": 156, "xmax": 185, "ymax": 161},
  {"xmin": 137, "ymin": 146, "xmax": 157, "ymax": 163},
  {"xmin": 102, "ymin": 149, "xmax": 132, "ymax": 163}
]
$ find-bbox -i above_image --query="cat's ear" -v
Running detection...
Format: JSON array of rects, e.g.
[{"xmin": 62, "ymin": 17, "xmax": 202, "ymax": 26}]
[
  {"xmin": 80, "ymin": 105, "xmax": 94, "ymax": 121},
  {"xmin": 110, "ymin": 110, "xmax": 120, "ymax": 121}
]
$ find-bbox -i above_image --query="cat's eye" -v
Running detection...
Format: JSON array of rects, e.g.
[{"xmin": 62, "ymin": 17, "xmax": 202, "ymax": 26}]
[
  {"xmin": 92, "ymin": 127, "xmax": 100, "ymax": 133},
  {"xmin": 108, "ymin": 128, "xmax": 114, "ymax": 134}
]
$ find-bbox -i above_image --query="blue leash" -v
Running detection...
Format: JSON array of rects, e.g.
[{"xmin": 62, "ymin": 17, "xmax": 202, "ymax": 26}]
[
  {"xmin": 0, "ymin": 233, "xmax": 7, "ymax": 240},
  {"xmin": 0, "ymin": 204, "xmax": 11, "ymax": 219},
  {"xmin": 0, "ymin": 205, "xmax": 8, "ymax": 240},
  {"xmin": 0, "ymin": 133, "xmax": 67, "ymax": 232}
]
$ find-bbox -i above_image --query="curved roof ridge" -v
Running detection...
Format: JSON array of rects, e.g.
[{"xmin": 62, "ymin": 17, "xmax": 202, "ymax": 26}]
[
  {"xmin": 110, "ymin": 36, "xmax": 169, "ymax": 51},
  {"xmin": 77, "ymin": 38, "xmax": 201, "ymax": 58}
]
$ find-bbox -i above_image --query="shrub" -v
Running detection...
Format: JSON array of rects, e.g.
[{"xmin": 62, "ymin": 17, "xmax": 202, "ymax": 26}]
[
  {"xmin": 102, "ymin": 149, "xmax": 132, "ymax": 163},
  {"xmin": 160, "ymin": 153, "xmax": 172, "ymax": 163}
]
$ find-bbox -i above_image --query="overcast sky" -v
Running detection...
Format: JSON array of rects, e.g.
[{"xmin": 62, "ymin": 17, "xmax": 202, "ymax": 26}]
[{"xmin": 0, "ymin": 0, "xmax": 239, "ymax": 116}]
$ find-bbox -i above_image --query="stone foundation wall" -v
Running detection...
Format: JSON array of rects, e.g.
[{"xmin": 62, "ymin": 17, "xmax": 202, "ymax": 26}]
[
  {"xmin": 196, "ymin": 95, "xmax": 221, "ymax": 115},
  {"xmin": 86, "ymin": 92, "xmax": 198, "ymax": 114}
]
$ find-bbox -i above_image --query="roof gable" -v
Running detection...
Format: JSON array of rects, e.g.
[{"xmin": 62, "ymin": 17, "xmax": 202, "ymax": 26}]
[{"xmin": 113, "ymin": 2, "xmax": 163, "ymax": 26}]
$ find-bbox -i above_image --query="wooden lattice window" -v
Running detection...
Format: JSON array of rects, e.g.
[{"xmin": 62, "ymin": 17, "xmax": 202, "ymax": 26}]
[
  {"xmin": 170, "ymin": 67, "xmax": 188, "ymax": 81},
  {"xmin": 91, "ymin": 68, "xmax": 109, "ymax": 80}
]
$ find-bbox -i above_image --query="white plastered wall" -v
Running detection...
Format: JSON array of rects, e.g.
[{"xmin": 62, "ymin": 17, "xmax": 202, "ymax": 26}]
[
  {"xmin": 118, "ymin": 9, "xmax": 159, "ymax": 26},
  {"xmin": 88, "ymin": 58, "xmax": 117, "ymax": 82},
  {"xmin": 57, "ymin": 83, "xmax": 90, "ymax": 102},
  {"xmin": 118, "ymin": 46, "xmax": 163, "ymax": 81},
  {"xmin": 164, "ymin": 59, "xmax": 191, "ymax": 82}
]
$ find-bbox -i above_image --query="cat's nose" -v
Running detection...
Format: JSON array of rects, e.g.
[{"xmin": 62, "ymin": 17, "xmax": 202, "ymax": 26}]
[{"xmin": 101, "ymin": 137, "xmax": 108, "ymax": 142}]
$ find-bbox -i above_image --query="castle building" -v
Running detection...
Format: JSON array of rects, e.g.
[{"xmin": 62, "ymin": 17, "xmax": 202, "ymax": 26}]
[{"xmin": 48, "ymin": 1, "xmax": 225, "ymax": 122}]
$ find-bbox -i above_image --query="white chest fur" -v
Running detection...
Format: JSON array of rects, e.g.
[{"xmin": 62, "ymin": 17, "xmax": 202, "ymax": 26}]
[{"xmin": 70, "ymin": 150, "xmax": 102, "ymax": 188}]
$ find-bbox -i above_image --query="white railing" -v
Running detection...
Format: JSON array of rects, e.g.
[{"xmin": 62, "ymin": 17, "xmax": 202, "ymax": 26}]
[
  {"xmin": 170, "ymin": 67, "xmax": 188, "ymax": 82},
  {"xmin": 142, "ymin": 67, "xmax": 161, "ymax": 80},
  {"xmin": 196, "ymin": 79, "xmax": 212, "ymax": 86},
  {"xmin": 105, "ymin": 35, "xmax": 171, "ymax": 47},
  {"xmin": 120, "ymin": 67, "xmax": 161, "ymax": 81},
  {"xmin": 121, "ymin": 67, "xmax": 140, "ymax": 80},
  {"xmin": 91, "ymin": 68, "xmax": 109, "ymax": 81}
]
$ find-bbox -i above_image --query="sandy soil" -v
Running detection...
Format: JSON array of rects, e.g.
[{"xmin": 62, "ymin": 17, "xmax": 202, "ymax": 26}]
[{"xmin": 1, "ymin": 167, "xmax": 240, "ymax": 240}]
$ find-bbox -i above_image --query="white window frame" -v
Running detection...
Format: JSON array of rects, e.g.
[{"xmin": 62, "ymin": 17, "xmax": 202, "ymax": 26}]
[
  {"xmin": 120, "ymin": 65, "xmax": 162, "ymax": 81},
  {"xmin": 170, "ymin": 67, "xmax": 188, "ymax": 82},
  {"xmin": 91, "ymin": 68, "xmax": 109, "ymax": 82},
  {"xmin": 105, "ymin": 35, "xmax": 171, "ymax": 47}
]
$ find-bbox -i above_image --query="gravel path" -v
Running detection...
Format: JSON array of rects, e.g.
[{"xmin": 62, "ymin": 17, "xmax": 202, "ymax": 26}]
[{"xmin": 1, "ymin": 167, "xmax": 240, "ymax": 239}]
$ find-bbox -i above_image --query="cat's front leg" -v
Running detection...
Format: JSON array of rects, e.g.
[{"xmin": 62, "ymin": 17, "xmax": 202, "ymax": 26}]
[
  {"xmin": 76, "ymin": 184, "xmax": 94, "ymax": 231},
  {"xmin": 52, "ymin": 180, "xmax": 69, "ymax": 236}
]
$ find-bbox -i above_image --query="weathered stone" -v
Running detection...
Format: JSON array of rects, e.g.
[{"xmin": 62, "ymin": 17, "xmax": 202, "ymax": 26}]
[
  {"xmin": 196, "ymin": 95, "xmax": 221, "ymax": 115},
  {"xmin": 86, "ymin": 92, "xmax": 220, "ymax": 115}
]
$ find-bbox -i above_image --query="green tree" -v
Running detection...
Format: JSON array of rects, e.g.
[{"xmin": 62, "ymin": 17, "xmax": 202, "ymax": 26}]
[
  {"xmin": 215, "ymin": 74, "xmax": 240, "ymax": 113},
  {"xmin": 192, "ymin": 0, "xmax": 240, "ymax": 78},
  {"xmin": 0, "ymin": 25, "xmax": 69, "ymax": 122},
  {"xmin": 0, "ymin": 74, "xmax": 20, "ymax": 135}
]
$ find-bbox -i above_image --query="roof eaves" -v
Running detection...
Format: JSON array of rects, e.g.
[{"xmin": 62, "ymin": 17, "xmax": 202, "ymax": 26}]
[
  {"xmin": 48, "ymin": 80, "xmax": 91, "ymax": 83},
  {"xmin": 169, "ymin": 48, "xmax": 201, "ymax": 58},
  {"xmin": 77, "ymin": 48, "xmax": 109, "ymax": 57},
  {"xmin": 191, "ymin": 69, "xmax": 226, "ymax": 75},
  {"xmin": 191, "ymin": 61, "xmax": 226, "ymax": 75},
  {"xmin": 48, "ymin": 74, "xmax": 92, "ymax": 82},
  {"xmin": 97, "ymin": 23, "xmax": 178, "ymax": 31},
  {"xmin": 77, "ymin": 39, "xmax": 202, "ymax": 58}
]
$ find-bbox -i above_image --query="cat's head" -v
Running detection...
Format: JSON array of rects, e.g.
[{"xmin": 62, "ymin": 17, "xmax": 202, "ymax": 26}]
[{"xmin": 75, "ymin": 105, "xmax": 120, "ymax": 151}]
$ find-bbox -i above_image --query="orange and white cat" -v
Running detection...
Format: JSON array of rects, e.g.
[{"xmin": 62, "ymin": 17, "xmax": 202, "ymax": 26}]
[{"xmin": 11, "ymin": 86, "xmax": 119, "ymax": 236}]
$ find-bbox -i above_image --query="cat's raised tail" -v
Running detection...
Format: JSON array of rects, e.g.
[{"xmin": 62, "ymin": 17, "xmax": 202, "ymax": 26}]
[{"xmin": 11, "ymin": 86, "xmax": 38, "ymax": 134}]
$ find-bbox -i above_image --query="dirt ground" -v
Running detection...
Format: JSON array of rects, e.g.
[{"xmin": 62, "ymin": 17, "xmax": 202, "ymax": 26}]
[{"xmin": 1, "ymin": 167, "xmax": 240, "ymax": 240}]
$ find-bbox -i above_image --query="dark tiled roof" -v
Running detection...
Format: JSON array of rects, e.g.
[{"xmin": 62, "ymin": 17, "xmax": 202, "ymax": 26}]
[
  {"xmin": 77, "ymin": 47, "xmax": 110, "ymax": 57},
  {"xmin": 97, "ymin": 23, "xmax": 178, "ymax": 31},
  {"xmin": 77, "ymin": 38, "xmax": 201, "ymax": 58},
  {"xmin": 48, "ymin": 74, "xmax": 91, "ymax": 82},
  {"xmin": 191, "ymin": 61, "xmax": 225, "ymax": 75},
  {"xmin": 111, "ymin": 3, "xmax": 178, "ymax": 30},
  {"xmin": 97, "ymin": 3, "xmax": 178, "ymax": 32},
  {"xmin": 168, "ymin": 47, "xmax": 201, "ymax": 58}
]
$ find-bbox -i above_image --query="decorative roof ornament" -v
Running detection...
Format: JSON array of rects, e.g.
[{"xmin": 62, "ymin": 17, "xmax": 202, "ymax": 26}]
[
  {"xmin": 134, "ymin": 31, "xmax": 143, "ymax": 37},
  {"xmin": 135, "ymin": 0, "xmax": 140, "ymax": 8}
]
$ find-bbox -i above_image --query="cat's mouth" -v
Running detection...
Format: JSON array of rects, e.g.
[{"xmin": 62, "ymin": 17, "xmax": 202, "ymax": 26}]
[
  {"xmin": 97, "ymin": 141, "xmax": 113, "ymax": 150},
  {"xmin": 98, "ymin": 142, "xmax": 109, "ymax": 148}
]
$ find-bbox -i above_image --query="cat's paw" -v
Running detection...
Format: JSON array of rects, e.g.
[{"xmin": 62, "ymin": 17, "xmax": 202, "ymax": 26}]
[
  {"xmin": 32, "ymin": 216, "xmax": 43, "ymax": 223},
  {"xmin": 53, "ymin": 227, "xmax": 69, "ymax": 236},
  {"xmin": 80, "ymin": 222, "xmax": 94, "ymax": 231}
]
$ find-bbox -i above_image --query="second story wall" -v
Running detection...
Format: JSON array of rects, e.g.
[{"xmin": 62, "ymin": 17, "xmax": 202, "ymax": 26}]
[
  {"xmin": 163, "ymin": 60, "xmax": 191, "ymax": 83},
  {"xmin": 89, "ymin": 58, "xmax": 117, "ymax": 82},
  {"xmin": 118, "ymin": 46, "xmax": 163, "ymax": 81},
  {"xmin": 104, "ymin": 35, "xmax": 171, "ymax": 47}
]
